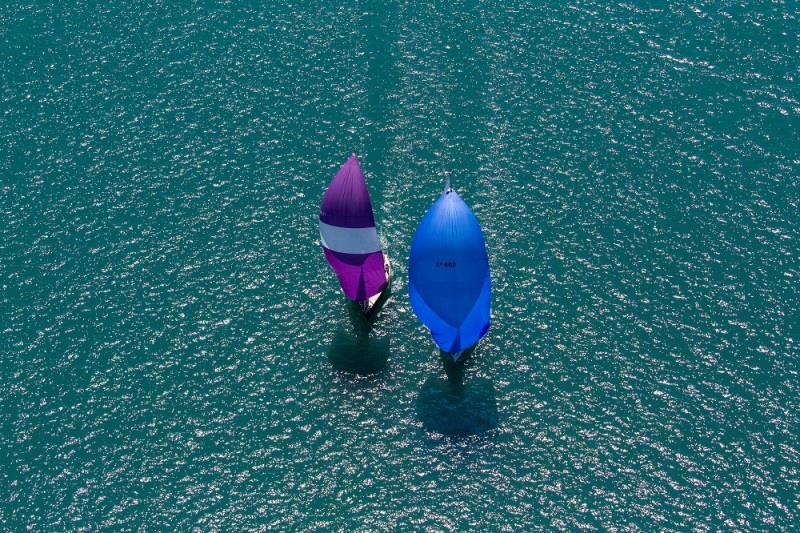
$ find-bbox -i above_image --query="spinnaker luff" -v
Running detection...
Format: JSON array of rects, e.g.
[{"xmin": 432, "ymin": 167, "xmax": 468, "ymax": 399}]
[
  {"xmin": 408, "ymin": 183, "xmax": 491, "ymax": 360},
  {"xmin": 319, "ymin": 154, "xmax": 390, "ymax": 316}
]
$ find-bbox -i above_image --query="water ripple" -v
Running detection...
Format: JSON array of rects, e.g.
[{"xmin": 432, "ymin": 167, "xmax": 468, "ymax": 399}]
[{"xmin": 2, "ymin": 1, "xmax": 797, "ymax": 530}]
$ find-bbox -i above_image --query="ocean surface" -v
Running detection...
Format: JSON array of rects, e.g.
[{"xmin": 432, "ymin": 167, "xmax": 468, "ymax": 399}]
[{"xmin": 2, "ymin": 1, "xmax": 798, "ymax": 530}]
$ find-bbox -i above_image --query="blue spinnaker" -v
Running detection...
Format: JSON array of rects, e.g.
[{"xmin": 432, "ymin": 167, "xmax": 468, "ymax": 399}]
[{"xmin": 409, "ymin": 188, "xmax": 491, "ymax": 353}]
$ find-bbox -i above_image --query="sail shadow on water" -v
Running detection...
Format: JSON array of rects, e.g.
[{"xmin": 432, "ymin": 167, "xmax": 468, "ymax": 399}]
[
  {"xmin": 416, "ymin": 376, "xmax": 498, "ymax": 437},
  {"xmin": 326, "ymin": 304, "xmax": 390, "ymax": 375},
  {"xmin": 416, "ymin": 350, "xmax": 498, "ymax": 437}
]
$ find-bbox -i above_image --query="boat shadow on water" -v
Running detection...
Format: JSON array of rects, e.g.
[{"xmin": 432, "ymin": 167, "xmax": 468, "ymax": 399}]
[
  {"xmin": 416, "ymin": 350, "xmax": 499, "ymax": 437},
  {"xmin": 326, "ymin": 301, "xmax": 390, "ymax": 376}
]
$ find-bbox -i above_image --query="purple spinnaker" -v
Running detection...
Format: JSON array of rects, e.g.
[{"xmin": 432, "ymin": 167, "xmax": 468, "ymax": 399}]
[{"xmin": 319, "ymin": 155, "xmax": 387, "ymax": 301}]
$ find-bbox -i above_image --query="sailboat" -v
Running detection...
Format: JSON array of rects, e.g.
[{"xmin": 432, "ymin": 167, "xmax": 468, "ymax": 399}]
[
  {"xmin": 408, "ymin": 180, "xmax": 491, "ymax": 361},
  {"xmin": 319, "ymin": 154, "xmax": 391, "ymax": 317}
]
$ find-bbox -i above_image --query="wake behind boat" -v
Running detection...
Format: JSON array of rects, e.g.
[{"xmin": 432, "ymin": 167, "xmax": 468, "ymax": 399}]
[{"xmin": 319, "ymin": 154, "xmax": 391, "ymax": 317}]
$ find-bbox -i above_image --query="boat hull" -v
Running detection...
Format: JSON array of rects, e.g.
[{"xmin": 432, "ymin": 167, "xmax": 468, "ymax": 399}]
[
  {"xmin": 441, "ymin": 342, "xmax": 478, "ymax": 363},
  {"xmin": 356, "ymin": 255, "xmax": 392, "ymax": 318}
]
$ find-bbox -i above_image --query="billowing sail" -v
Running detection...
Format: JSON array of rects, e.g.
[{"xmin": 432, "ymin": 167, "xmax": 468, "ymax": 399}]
[
  {"xmin": 409, "ymin": 187, "xmax": 491, "ymax": 353},
  {"xmin": 320, "ymin": 154, "xmax": 387, "ymax": 301}
]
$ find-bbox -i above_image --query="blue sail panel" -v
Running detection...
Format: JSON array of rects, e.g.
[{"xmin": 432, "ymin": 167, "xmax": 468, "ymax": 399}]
[{"xmin": 408, "ymin": 189, "xmax": 491, "ymax": 352}]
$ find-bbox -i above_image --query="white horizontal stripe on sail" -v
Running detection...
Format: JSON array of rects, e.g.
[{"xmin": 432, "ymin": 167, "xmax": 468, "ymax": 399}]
[{"xmin": 319, "ymin": 221, "xmax": 382, "ymax": 255}]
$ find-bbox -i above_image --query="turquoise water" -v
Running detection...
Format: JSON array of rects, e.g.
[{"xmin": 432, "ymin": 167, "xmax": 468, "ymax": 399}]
[{"xmin": 2, "ymin": 2, "xmax": 798, "ymax": 530}]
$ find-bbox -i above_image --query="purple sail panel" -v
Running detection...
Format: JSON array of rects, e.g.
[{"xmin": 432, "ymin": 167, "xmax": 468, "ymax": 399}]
[
  {"xmin": 319, "ymin": 154, "xmax": 386, "ymax": 301},
  {"xmin": 320, "ymin": 155, "xmax": 375, "ymax": 228},
  {"xmin": 323, "ymin": 249, "xmax": 387, "ymax": 301}
]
